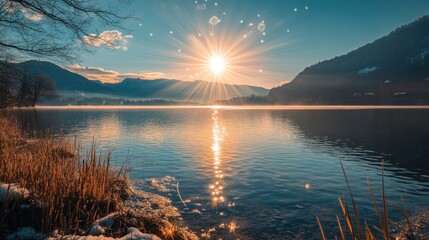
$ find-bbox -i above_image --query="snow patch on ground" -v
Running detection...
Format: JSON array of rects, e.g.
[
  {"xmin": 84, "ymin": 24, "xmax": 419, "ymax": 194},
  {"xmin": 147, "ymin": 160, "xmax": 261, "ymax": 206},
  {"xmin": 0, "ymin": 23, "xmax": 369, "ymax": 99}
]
[
  {"xmin": 3, "ymin": 178, "xmax": 196, "ymax": 240},
  {"xmin": 358, "ymin": 66, "xmax": 378, "ymax": 75},
  {"xmin": 393, "ymin": 206, "xmax": 429, "ymax": 238},
  {"xmin": 0, "ymin": 182, "xmax": 30, "ymax": 200},
  {"xmin": 190, "ymin": 209, "xmax": 201, "ymax": 214},
  {"xmin": 130, "ymin": 189, "xmax": 181, "ymax": 218},
  {"xmin": 6, "ymin": 221, "xmax": 161, "ymax": 240},
  {"xmin": 5, "ymin": 212, "xmax": 162, "ymax": 239},
  {"xmin": 56, "ymin": 228, "xmax": 161, "ymax": 240},
  {"xmin": 88, "ymin": 212, "xmax": 117, "ymax": 236},
  {"xmin": 138, "ymin": 176, "xmax": 176, "ymax": 192}
]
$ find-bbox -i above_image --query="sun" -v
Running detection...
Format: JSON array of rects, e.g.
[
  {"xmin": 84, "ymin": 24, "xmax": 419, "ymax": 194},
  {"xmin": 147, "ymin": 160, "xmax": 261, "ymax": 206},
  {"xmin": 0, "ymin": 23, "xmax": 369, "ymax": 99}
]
[{"xmin": 209, "ymin": 55, "xmax": 226, "ymax": 75}]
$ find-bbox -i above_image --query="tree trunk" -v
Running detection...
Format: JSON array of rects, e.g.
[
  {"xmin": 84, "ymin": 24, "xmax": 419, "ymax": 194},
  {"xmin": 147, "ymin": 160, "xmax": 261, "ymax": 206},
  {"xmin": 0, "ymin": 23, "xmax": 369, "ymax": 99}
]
[{"xmin": 32, "ymin": 92, "xmax": 38, "ymax": 107}]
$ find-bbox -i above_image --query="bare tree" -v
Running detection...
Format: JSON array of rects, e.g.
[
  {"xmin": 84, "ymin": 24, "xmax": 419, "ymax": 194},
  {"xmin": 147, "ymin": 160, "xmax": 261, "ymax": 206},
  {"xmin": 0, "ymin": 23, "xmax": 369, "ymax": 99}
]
[
  {"xmin": 0, "ymin": 60, "xmax": 17, "ymax": 107},
  {"xmin": 16, "ymin": 70, "xmax": 32, "ymax": 107},
  {"xmin": 0, "ymin": 0, "xmax": 131, "ymax": 108},
  {"xmin": 0, "ymin": 0, "xmax": 131, "ymax": 62},
  {"xmin": 29, "ymin": 73, "xmax": 57, "ymax": 107}
]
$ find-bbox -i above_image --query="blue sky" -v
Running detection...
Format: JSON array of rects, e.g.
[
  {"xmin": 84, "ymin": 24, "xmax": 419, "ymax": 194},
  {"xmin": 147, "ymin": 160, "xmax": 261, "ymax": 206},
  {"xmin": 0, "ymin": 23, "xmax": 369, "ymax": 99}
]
[{"xmin": 72, "ymin": 0, "xmax": 429, "ymax": 88}]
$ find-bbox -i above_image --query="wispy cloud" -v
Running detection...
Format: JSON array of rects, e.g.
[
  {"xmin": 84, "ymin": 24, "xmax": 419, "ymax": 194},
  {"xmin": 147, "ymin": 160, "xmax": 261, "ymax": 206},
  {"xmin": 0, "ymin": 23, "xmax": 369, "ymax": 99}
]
[
  {"xmin": 196, "ymin": 4, "xmax": 206, "ymax": 10},
  {"xmin": 24, "ymin": 13, "xmax": 43, "ymax": 21},
  {"xmin": 68, "ymin": 64, "xmax": 166, "ymax": 83},
  {"xmin": 21, "ymin": 8, "xmax": 44, "ymax": 21},
  {"xmin": 7, "ymin": 4, "xmax": 44, "ymax": 21},
  {"xmin": 82, "ymin": 30, "xmax": 132, "ymax": 51}
]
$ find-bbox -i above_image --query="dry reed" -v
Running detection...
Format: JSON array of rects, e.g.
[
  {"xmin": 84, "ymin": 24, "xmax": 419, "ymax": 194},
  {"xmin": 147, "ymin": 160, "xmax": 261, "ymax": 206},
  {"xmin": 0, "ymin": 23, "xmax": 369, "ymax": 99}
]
[
  {"xmin": 317, "ymin": 159, "xmax": 427, "ymax": 240},
  {"xmin": 0, "ymin": 116, "xmax": 129, "ymax": 236}
]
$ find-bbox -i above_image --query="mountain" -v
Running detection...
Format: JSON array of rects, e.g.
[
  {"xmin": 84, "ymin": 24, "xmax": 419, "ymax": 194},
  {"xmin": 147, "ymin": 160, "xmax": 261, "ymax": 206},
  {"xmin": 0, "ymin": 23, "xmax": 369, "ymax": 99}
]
[
  {"xmin": 269, "ymin": 15, "xmax": 429, "ymax": 105},
  {"xmin": 105, "ymin": 78, "xmax": 268, "ymax": 103},
  {"xmin": 17, "ymin": 60, "xmax": 115, "ymax": 96},
  {"xmin": 17, "ymin": 61, "xmax": 269, "ymax": 103}
]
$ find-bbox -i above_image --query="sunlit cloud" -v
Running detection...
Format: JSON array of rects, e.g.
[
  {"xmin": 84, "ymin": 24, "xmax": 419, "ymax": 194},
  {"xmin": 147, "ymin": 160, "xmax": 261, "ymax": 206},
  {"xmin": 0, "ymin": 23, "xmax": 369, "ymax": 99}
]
[
  {"xmin": 21, "ymin": 8, "xmax": 44, "ymax": 21},
  {"xmin": 82, "ymin": 30, "xmax": 132, "ymax": 51},
  {"xmin": 68, "ymin": 64, "xmax": 165, "ymax": 83},
  {"xmin": 6, "ymin": 4, "xmax": 44, "ymax": 21},
  {"xmin": 24, "ymin": 13, "xmax": 43, "ymax": 21}
]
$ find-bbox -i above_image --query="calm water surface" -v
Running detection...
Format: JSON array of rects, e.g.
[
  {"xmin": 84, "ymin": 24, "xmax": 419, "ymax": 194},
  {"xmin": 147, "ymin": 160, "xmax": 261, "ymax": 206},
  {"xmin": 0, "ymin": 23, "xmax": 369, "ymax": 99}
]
[{"xmin": 7, "ymin": 107, "xmax": 429, "ymax": 239}]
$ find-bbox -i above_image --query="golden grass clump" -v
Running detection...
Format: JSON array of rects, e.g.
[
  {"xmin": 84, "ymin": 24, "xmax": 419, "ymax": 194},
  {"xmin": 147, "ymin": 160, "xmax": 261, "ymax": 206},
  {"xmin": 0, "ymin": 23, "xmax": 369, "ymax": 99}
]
[
  {"xmin": 317, "ymin": 159, "xmax": 428, "ymax": 240},
  {"xmin": 0, "ymin": 116, "xmax": 129, "ymax": 235}
]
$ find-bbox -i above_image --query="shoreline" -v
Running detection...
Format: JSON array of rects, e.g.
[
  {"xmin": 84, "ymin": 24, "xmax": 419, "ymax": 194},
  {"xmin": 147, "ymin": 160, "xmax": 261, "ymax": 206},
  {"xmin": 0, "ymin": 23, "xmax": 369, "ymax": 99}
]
[
  {"xmin": 0, "ymin": 116, "xmax": 198, "ymax": 239},
  {"xmin": 7, "ymin": 105, "xmax": 429, "ymax": 110}
]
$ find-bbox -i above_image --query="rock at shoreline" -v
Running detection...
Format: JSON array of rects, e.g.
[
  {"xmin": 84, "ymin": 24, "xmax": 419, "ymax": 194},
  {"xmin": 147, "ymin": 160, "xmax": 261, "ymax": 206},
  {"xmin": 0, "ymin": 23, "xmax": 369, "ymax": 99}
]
[{"xmin": 0, "ymin": 183, "xmax": 30, "ymax": 201}]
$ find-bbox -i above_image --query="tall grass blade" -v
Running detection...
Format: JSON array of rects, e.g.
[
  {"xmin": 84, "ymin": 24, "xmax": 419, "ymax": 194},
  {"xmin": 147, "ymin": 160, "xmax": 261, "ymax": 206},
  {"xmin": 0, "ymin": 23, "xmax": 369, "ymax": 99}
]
[
  {"xmin": 336, "ymin": 215, "xmax": 346, "ymax": 240},
  {"xmin": 339, "ymin": 158, "xmax": 363, "ymax": 239},
  {"xmin": 316, "ymin": 216, "xmax": 327, "ymax": 240},
  {"xmin": 339, "ymin": 197, "xmax": 355, "ymax": 238},
  {"xmin": 367, "ymin": 177, "xmax": 386, "ymax": 236},
  {"xmin": 381, "ymin": 160, "xmax": 390, "ymax": 239}
]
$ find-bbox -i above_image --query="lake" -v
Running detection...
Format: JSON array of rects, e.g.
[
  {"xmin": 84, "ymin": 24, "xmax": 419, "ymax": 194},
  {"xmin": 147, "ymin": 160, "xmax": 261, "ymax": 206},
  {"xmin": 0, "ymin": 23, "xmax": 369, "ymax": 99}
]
[{"xmin": 7, "ymin": 106, "xmax": 429, "ymax": 239}]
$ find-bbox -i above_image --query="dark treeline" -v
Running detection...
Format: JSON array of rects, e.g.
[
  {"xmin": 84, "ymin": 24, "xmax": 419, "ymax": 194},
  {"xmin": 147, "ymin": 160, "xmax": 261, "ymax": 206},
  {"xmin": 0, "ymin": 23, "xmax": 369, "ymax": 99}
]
[
  {"xmin": 0, "ymin": 62, "xmax": 57, "ymax": 108},
  {"xmin": 215, "ymin": 94, "xmax": 273, "ymax": 105},
  {"xmin": 46, "ymin": 97, "xmax": 198, "ymax": 106}
]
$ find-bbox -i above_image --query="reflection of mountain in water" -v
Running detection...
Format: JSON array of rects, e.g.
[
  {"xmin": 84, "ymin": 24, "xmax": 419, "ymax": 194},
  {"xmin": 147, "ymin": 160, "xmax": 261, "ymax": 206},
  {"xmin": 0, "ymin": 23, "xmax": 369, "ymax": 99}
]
[{"xmin": 271, "ymin": 109, "xmax": 429, "ymax": 184}]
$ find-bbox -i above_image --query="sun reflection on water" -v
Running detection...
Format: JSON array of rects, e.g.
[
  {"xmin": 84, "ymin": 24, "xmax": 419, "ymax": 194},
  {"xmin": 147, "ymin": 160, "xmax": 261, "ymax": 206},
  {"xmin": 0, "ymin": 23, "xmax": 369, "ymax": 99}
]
[{"xmin": 210, "ymin": 109, "xmax": 226, "ymax": 207}]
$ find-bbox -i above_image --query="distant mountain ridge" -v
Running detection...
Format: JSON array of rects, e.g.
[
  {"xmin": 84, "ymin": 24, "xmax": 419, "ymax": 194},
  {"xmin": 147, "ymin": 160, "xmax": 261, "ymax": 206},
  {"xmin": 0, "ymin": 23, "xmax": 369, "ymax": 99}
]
[
  {"xmin": 269, "ymin": 15, "xmax": 429, "ymax": 105},
  {"xmin": 17, "ymin": 60, "xmax": 269, "ymax": 103},
  {"xmin": 18, "ymin": 60, "xmax": 116, "ymax": 95}
]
